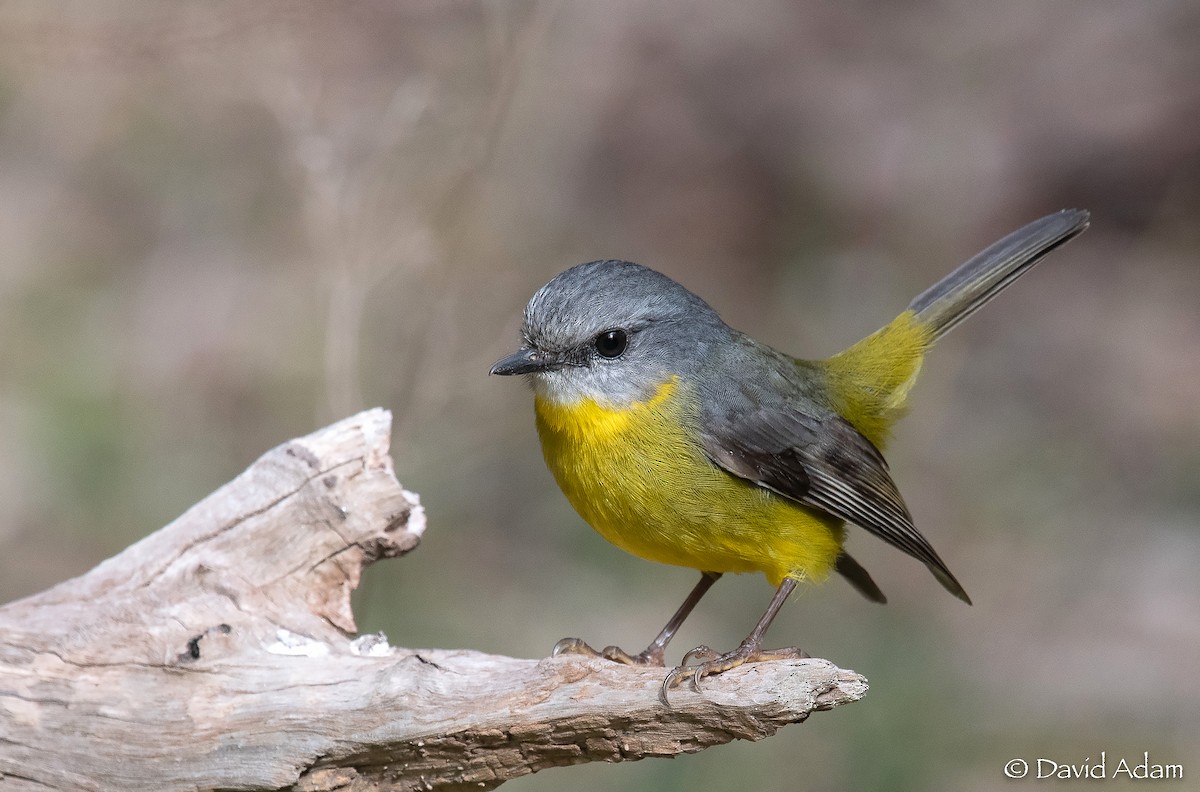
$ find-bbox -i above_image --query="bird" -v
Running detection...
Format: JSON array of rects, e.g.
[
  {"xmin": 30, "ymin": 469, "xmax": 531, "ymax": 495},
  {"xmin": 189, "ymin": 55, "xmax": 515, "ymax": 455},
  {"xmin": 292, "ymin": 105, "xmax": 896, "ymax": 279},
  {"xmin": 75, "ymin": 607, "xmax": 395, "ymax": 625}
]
[{"xmin": 490, "ymin": 210, "xmax": 1089, "ymax": 697}]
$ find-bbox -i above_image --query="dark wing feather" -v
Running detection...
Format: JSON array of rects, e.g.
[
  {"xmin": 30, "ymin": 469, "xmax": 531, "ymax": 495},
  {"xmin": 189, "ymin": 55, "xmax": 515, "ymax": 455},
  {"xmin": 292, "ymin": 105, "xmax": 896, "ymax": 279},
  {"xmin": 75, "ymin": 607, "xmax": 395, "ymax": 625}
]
[
  {"xmin": 836, "ymin": 551, "xmax": 887, "ymax": 604},
  {"xmin": 700, "ymin": 396, "xmax": 971, "ymax": 604}
]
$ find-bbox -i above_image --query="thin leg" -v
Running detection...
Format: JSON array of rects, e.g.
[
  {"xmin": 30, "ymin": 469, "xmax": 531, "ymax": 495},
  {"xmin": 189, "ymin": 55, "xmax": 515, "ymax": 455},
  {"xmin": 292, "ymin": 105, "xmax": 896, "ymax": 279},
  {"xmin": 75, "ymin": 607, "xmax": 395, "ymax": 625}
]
[
  {"xmin": 553, "ymin": 571, "xmax": 722, "ymax": 667},
  {"xmin": 661, "ymin": 577, "xmax": 807, "ymax": 702}
]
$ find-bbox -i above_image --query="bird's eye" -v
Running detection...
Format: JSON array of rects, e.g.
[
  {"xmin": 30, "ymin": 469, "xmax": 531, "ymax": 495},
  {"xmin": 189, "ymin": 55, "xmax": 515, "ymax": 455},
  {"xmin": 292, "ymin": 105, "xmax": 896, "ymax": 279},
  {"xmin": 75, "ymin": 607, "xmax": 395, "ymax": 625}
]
[{"xmin": 594, "ymin": 329, "xmax": 628, "ymax": 358}]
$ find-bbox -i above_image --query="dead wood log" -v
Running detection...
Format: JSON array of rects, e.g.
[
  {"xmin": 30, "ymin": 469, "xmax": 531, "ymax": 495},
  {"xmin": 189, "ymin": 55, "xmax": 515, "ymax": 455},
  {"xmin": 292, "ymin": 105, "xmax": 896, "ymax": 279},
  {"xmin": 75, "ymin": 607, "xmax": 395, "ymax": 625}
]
[{"xmin": 0, "ymin": 409, "xmax": 867, "ymax": 791}]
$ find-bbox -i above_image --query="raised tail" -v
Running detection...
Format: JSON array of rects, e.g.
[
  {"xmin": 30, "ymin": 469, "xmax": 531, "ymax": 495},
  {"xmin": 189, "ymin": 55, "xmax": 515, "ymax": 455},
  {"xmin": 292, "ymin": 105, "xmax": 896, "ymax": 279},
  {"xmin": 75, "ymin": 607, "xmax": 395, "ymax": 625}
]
[
  {"xmin": 909, "ymin": 209, "xmax": 1090, "ymax": 341},
  {"xmin": 824, "ymin": 209, "xmax": 1089, "ymax": 449}
]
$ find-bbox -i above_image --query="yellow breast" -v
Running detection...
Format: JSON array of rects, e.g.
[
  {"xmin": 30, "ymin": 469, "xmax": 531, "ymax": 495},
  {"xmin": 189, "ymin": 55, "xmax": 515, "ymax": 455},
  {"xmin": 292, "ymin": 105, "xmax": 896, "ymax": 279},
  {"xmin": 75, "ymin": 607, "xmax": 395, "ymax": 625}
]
[{"xmin": 534, "ymin": 377, "xmax": 844, "ymax": 586}]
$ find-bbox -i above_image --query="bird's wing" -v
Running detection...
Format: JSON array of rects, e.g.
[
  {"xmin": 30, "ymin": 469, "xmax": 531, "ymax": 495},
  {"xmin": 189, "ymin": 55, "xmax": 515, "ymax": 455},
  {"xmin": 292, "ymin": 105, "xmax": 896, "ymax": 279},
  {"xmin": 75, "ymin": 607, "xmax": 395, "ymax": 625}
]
[{"xmin": 699, "ymin": 393, "xmax": 971, "ymax": 604}]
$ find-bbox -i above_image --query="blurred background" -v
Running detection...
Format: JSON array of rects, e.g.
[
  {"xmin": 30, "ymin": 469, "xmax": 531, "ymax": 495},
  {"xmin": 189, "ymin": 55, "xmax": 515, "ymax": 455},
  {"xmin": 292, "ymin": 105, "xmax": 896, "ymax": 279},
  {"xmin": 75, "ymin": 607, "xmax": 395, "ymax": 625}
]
[{"xmin": 1, "ymin": 1, "xmax": 1197, "ymax": 789}]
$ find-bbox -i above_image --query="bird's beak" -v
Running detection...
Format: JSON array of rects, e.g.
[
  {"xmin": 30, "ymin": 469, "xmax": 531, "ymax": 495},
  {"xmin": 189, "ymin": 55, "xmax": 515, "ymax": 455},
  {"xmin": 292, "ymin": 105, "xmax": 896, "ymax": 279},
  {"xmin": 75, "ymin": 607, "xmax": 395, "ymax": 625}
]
[{"xmin": 489, "ymin": 347, "xmax": 552, "ymax": 376}]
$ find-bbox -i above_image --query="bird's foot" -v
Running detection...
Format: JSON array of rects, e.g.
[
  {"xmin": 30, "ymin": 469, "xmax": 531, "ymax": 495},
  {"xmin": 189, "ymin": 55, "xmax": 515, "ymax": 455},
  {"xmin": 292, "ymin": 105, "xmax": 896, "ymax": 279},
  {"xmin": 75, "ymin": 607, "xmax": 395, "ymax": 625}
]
[
  {"xmin": 551, "ymin": 637, "xmax": 666, "ymax": 666},
  {"xmin": 659, "ymin": 642, "xmax": 809, "ymax": 704}
]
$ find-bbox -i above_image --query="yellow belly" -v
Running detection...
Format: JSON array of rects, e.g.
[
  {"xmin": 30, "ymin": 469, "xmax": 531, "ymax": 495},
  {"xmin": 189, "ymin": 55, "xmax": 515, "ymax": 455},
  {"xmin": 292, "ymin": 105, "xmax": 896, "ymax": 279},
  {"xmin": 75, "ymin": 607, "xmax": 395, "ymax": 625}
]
[{"xmin": 534, "ymin": 378, "xmax": 844, "ymax": 587}]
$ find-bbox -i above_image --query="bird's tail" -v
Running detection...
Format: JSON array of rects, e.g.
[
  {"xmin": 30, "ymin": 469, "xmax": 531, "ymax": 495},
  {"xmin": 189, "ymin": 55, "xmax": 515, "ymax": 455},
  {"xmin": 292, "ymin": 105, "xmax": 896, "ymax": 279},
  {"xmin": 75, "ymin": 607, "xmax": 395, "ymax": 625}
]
[
  {"xmin": 909, "ymin": 209, "xmax": 1090, "ymax": 342},
  {"xmin": 824, "ymin": 209, "xmax": 1089, "ymax": 450}
]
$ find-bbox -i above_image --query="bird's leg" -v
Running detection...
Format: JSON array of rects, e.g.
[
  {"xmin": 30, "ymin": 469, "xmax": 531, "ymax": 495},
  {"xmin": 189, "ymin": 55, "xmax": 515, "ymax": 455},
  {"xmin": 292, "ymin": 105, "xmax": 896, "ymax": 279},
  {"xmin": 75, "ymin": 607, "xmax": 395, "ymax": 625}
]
[
  {"xmin": 661, "ymin": 577, "xmax": 807, "ymax": 701},
  {"xmin": 553, "ymin": 571, "xmax": 722, "ymax": 666}
]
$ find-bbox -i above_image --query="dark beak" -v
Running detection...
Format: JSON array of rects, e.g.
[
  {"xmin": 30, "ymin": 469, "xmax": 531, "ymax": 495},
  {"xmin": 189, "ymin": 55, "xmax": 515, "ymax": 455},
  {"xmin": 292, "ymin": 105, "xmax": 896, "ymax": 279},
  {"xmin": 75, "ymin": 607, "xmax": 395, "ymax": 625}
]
[{"xmin": 490, "ymin": 347, "xmax": 551, "ymax": 376}]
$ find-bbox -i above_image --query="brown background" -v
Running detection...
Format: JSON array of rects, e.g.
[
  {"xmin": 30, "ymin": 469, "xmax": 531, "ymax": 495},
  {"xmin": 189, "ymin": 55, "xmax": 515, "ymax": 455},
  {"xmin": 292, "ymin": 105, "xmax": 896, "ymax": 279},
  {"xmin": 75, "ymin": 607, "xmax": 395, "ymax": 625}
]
[{"xmin": 0, "ymin": 2, "xmax": 1196, "ymax": 789}]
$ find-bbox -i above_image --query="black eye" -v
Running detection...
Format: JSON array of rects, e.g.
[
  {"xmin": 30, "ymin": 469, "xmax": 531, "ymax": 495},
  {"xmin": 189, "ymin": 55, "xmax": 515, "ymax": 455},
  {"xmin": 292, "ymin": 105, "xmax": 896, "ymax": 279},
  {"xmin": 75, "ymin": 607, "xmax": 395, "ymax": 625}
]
[{"xmin": 594, "ymin": 329, "xmax": 628, "ymax": 358}]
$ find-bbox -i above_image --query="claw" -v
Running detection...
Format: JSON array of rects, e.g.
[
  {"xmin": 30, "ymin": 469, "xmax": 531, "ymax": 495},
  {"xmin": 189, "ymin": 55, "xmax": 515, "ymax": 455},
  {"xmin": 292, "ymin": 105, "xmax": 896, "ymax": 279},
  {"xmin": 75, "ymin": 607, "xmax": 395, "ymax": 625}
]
[
  {"xmin": 679, "ymin": 644, "xmax": 717, "ymax": 666},
  {"xmin": 551, "ymin": 637, "xmax": 601, "ymax": 657},
  {"xmin": 657, "ymin": 644, "xmax": 719, "ymax": 705},
  {"xmin": 552, "ymin": 637, "xmax": 665, "ymax": 666},
  {"xmin": 659, "ymin": 642, "xmax": 810, "ymax": 704},
  {"xmin": 658, "ymin": 665, "xmax": 689, "ymax": 706},
  {"xmin": 601, "ymin": 644, "xmax": 665, "ymax": 666}
]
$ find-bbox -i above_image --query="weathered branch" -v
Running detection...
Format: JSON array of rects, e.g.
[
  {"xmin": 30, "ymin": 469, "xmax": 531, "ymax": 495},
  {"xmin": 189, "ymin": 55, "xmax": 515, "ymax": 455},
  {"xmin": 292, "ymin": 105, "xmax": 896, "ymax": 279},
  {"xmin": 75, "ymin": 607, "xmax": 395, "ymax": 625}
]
[{"xmin": 0, "ymin": 409, "xmax": 867, "ymax": 791}]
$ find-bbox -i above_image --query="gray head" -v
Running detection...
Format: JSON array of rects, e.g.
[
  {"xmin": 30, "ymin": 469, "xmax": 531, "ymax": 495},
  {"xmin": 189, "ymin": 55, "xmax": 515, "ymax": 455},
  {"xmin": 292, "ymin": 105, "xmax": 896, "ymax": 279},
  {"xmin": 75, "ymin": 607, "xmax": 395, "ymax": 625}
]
[{"xmin": 490, "ymin": 260, "xmax": 731, "ymax": 406}]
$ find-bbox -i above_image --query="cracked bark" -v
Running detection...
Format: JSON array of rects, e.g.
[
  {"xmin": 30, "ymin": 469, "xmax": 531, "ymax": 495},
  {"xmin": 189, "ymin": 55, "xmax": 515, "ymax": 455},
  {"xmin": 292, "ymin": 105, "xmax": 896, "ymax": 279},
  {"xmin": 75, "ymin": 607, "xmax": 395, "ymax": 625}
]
[{"xmin": 0, "ymin": 409, "xmax": 867, "ymax": 791}]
